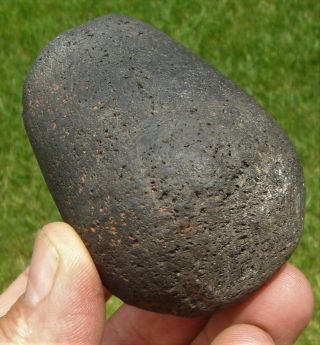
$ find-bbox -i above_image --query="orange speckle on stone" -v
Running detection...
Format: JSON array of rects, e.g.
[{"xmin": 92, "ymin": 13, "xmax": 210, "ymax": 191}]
[
  {"xmin": 109, "ymin": 218, "xmax": 116, "ymax": 226},
  {"xmin": 79, "ymin": 174, "xmax": 86, "ymax": 193},
  {"xmin": 52, "ymin": 84, "xmax": 60, "ymax": 92},
  {"xmin": 110, "ymin": 238, "xmax": 121, "ymax": 247}
]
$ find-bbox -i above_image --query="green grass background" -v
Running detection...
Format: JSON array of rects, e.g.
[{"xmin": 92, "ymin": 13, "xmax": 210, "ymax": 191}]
[{"xmin": 0, "ymin": 0, "xmax": 319, "ymax": 343}]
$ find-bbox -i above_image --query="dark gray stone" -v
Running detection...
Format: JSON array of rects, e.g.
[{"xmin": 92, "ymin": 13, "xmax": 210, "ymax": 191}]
[{"xmin": 23, "ymin": 14, "xmax": 305, "ymax": 316}]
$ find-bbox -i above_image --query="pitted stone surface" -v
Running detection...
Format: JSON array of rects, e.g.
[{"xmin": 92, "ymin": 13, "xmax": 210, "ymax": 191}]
[{"xmin": 23, "ymin": 15, "xmax": 305, "ymax": 316}]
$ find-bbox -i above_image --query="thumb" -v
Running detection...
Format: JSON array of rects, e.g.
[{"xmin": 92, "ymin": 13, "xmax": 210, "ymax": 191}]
[{"xmin": 0, "ymin": 222, "xmax": 105, "ymax": 344}]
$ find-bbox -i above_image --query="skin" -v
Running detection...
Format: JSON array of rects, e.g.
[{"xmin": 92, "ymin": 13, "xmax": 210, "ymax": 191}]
[{"xmin": 0, "ymin": 222, "xmax": 314, "ymax": 344}]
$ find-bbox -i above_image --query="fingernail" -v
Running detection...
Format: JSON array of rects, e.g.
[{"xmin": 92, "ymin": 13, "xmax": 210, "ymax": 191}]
[{"xmin": 24, "ymin": 230, "xmax": 59, "ymax": 305}]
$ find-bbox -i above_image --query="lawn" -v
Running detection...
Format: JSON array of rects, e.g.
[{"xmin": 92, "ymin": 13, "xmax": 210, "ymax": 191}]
[{"xmin": 0, "ymin": 0, "xmax": 319, "ymax": 343}]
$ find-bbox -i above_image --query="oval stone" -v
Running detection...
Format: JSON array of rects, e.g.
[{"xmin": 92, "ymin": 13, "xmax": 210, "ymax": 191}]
[{"xmin": 23, "ymin": 15, "xmax": 304, "ymax": 316}]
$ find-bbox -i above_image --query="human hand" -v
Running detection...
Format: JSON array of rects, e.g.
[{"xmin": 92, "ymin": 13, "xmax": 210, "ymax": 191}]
[{"xmin": 0, "ymin": 222, "xmax": 313, "ymax": 344}]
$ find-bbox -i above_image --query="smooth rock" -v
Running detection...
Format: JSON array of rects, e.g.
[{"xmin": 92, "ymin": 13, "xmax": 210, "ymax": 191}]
[{"xmin": 23, "ymin": 14, "xmax": 305, "ymax": 316}]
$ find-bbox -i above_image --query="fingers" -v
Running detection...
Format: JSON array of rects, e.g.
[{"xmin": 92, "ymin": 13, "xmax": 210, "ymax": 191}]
[
  {"xmin": 192, "ymin": 263, "xmax": 314, "ymax": 345},
  {"xmin": 103, "ymin": 304, "xmax": 208, "ymax": 345},
  {"xmin": 0, "ymin": 267, "xmax": 29, "ymax": 317},
  {"xmin": 211, "ymin": 324, "xmax": 275, "ymax": 345},
  {"xmin": 102, "ymin": 263, "xmax": 313, "ymax": 345},
  {"xmin": 2, "ymin": 223, "xmax": 312, "ymax": 345},
  {"xmin": 0, "ymin": 222, "xmax": 106, "ymax": 344}
]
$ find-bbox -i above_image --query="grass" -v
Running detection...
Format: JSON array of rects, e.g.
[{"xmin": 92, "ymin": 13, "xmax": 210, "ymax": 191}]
[{"xmin": 0, "ymin": 0, "xmax": 319, "ymax": 343}]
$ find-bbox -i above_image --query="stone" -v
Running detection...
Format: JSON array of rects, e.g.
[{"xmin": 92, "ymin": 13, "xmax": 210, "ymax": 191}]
[{"xmin": 23, "ymin": 14, "xmax": 305, "ymax": 316}]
